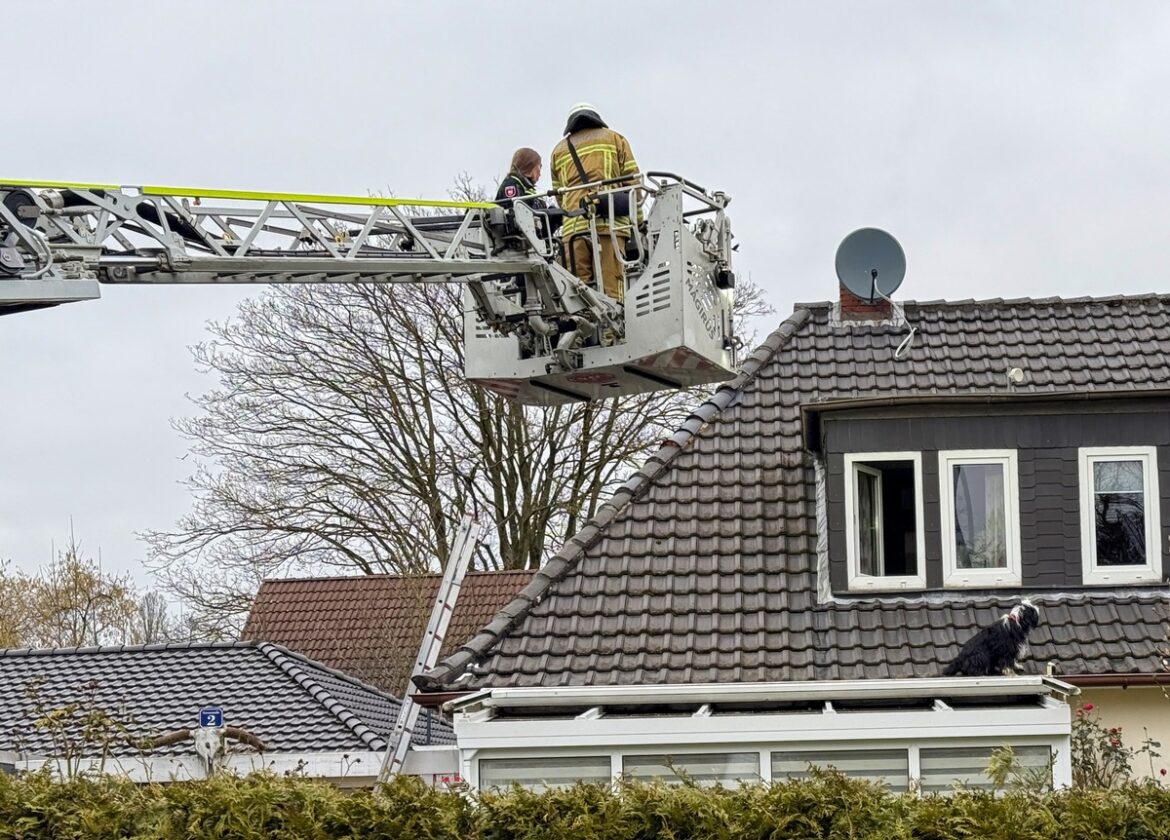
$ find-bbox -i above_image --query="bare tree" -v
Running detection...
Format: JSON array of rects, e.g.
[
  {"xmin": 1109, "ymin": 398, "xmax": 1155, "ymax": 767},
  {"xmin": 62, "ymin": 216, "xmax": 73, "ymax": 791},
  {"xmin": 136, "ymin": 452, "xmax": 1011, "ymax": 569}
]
[
  {"xmin": 0, "ymin": 534, "xmax": 182, "ymax": 648},
  {"xmin": 130, "ymin": 591, "xmax": 176, "ymax": 645},
  {"xmin": 145, "ymin": 189, "xmax": 773, "ymax": 637}
]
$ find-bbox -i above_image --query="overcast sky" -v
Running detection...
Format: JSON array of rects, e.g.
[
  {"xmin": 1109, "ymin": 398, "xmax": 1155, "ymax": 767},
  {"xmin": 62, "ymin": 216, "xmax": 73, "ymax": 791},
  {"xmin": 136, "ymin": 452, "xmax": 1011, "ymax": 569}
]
[{"xmin": 1, "ymin": 1, "xmax": 1168, "ymax": 586}]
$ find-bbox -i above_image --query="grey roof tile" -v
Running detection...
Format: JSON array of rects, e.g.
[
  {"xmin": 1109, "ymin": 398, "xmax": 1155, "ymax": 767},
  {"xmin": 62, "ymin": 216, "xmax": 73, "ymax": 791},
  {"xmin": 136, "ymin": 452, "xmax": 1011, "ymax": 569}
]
[
  {"xmin": 417, "ymin": 295, "xmax": 1170, "ymax": 692},
  {"xmin": 0, "ymin": 641, "xmax": 452, "ymax": 758}
]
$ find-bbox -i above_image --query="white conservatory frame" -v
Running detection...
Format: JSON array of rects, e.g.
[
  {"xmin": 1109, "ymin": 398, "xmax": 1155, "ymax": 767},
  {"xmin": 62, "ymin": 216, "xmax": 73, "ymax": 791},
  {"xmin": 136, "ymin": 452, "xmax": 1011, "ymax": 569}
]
[{"xmin": 454, "ymin": 677, "xmax": 1077, "ymax": 793}]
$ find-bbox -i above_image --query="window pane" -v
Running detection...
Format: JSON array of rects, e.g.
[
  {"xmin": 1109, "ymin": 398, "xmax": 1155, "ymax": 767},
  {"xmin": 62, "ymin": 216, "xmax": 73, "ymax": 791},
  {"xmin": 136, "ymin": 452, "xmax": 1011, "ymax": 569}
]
[
  {"xmin": 623, "ymin": 752, "xmax": 760, "ymax": 787},
  {"xmin": 479, "ymin": 756, "xmax": 611, "ymax": 791},
  {"xmin": 919, "ymin": 745, "xmax": 1051, "ymax": 793},
  {"xmin": 952, "ymin": 463, "xmax": 1007, "ymax": 570},
  {"xmin": 1095, "ymin": 491, "xmax": 1146, "ymax": 565},
  {"xmin": 772, "ymin": 749, "xmax": 909, "ymax": 792},
  {"xmin": 852, "ymin": 460, "xmax": 917, "ymax": 578},
  {"xmin": 1093, "ymin": 460, "xmax": 1144, "ymax": 494},
  {"xmin": 858, "ymin": 470, "xmax": 879, "ymax": 576}
]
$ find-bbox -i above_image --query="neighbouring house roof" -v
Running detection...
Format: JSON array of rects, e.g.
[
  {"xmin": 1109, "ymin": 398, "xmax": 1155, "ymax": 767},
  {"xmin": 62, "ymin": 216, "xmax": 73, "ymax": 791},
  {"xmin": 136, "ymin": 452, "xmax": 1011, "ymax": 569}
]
[
  {"xmin": 0, "ymin": 641, "xmax": 452, "ymax": 758},
  {"xmin": 242, "ymin": 570, "xmax": 536, "ymax": 694},
  {"xmin": 419, "ymin": 294, "xmax": 1170, "ymax": 692}
]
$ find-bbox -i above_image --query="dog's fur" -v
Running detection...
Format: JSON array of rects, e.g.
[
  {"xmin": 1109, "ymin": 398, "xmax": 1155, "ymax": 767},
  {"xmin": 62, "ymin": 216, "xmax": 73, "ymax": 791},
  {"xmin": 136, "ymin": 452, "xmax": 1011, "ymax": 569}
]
[{"xmin": 942, "ymin": 599, "xmax": 1041, "ymax": 677}]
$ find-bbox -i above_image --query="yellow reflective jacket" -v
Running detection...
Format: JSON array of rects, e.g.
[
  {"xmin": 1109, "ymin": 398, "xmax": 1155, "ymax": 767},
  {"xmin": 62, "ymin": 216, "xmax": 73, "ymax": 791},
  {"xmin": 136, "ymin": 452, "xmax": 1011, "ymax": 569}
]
[{"xmin": 551, "ymin": 126, "xmax": 639, "ymax": 237}]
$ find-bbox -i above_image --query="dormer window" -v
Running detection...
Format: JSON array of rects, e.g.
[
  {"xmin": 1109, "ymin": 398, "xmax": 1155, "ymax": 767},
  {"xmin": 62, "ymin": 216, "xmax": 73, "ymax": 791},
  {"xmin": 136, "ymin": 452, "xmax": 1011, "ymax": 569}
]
[
  {"xmin": 1078, "ymin": 447, "xmax": 1164, "ymax": 585},
  {"xmin": 844, "ymin": 452, "xmax": 926, "ymax": 591},
  {"xmin": 939, "ymin": 450, "xmax": 1022, "ymax": 588}
]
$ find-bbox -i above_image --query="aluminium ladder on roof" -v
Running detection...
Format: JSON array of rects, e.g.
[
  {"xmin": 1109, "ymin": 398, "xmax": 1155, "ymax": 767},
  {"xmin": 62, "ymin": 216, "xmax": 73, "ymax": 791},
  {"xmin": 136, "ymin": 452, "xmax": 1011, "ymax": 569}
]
[{"xmin": 377, "ymin": 512, "xmax": 482, "ymax": 783}]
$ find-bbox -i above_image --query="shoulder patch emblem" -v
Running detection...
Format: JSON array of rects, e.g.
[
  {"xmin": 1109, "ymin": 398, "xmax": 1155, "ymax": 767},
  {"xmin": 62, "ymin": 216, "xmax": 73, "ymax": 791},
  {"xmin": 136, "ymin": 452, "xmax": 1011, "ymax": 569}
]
[{"xmin": 504, "ymin": 185, "xmax": 518, "ymax": 198}]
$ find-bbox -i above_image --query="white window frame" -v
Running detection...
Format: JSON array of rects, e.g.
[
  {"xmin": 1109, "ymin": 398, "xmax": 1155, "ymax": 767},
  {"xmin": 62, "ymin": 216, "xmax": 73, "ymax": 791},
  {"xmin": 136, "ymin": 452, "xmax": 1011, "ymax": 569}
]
[
  {"xmin": 1078, "ymin": 446, "xmax": 1163, "ymax": 585},
  {"xmin": 938, "ymin": 450, "xmax": 1022, "ymax": 588},
  {"xmin": 844, "ymin": 452, "xmax": 927, "ymax": 591}
]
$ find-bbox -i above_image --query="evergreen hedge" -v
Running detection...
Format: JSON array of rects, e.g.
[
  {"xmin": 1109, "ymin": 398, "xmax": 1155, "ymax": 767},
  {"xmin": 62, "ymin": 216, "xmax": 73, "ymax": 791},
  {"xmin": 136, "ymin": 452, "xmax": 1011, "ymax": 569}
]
[{"xmin": 0, "ymin": 770, "xmax": 1168, "ymax": 840}]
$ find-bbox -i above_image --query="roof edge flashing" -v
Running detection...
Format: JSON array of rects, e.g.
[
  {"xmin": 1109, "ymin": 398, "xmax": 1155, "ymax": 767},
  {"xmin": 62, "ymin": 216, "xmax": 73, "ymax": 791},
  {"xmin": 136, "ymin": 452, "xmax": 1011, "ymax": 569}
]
[{"xmin": 455, "ymin": 676, "xmax": 1079, "ymax": 711}]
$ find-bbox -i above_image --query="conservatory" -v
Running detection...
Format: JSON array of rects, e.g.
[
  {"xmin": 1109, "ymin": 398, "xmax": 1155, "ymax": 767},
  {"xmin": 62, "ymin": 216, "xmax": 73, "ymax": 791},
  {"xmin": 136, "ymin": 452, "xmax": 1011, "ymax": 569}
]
[{"xmin": 453, "ymin": 676, "xmax": 1077, "ymax": 793}]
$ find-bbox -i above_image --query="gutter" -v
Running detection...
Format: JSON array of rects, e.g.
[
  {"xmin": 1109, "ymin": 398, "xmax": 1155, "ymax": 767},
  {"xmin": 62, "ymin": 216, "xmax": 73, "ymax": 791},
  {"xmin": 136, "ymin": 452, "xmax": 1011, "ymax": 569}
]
[
  {"xmin": 1063, "ymin": 673, "xmax": 1170, "ymax": 689},
  {"xmin": 412, "ymin": 690, "xmax": 472, "ymax": 709}
]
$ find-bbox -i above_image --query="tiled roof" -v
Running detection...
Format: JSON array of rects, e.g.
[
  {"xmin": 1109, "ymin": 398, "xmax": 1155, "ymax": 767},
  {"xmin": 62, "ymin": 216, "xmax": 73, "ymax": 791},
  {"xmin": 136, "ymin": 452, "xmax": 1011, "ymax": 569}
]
[
  {"xmin": 242, "ymin": 570, "xmax": 535, "ymax": 694},
  {"xmin": 419, "ymin": 294, "xmax": 1170, "ymax": 691},
  {"xmin": 0, "ymin": 641, "xmax": 452, "ymax": 758}
]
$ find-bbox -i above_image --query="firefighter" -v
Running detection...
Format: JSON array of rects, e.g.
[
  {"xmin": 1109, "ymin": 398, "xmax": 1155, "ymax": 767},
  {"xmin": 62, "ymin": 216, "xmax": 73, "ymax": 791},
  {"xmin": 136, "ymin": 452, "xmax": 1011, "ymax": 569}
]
[
  {"xmin": 495, "ymin": 147, "xmax": 546, "ymax": 208},
  {"xmin": 551, "ymin": 103, "xmax": 639, "ymax": 301}
]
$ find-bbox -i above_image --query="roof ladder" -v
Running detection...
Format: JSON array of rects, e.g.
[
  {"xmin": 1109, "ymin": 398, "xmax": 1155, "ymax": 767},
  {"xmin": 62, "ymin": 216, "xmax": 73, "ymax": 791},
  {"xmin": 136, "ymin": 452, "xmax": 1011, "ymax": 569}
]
[{"xmin": 377, "ymin": 512, "xmax": 481, "ymax": 783}]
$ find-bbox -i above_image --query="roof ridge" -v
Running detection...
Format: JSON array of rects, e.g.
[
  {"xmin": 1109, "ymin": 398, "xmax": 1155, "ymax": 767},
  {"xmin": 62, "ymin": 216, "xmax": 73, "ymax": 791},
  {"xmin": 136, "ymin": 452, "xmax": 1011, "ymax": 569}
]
[
  {"xmin": 256, "ymin": 568, "xmax": 536, "ymax": 587},
  {"xmin": 262, "ymin": 641, "xmax": 414, "ymax": 705},
  {"xmin": 257, "ymin": 642, "xmax": 391, "ymax": 751},
  {"xmin": 0, "ymin": 640, "xmax": 260, "ymax": 658},
  {"xmin": 793, "ymin": 290, "xmax": 1170, "ymax": 311},
  {"xmin": 415, "ymin": 307, "xmax": 815, "ymax": 691}
]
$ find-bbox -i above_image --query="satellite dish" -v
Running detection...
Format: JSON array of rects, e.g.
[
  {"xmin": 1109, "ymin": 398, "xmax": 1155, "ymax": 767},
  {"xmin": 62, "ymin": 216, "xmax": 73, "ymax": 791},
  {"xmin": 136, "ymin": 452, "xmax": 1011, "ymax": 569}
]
[{"xmin": 835, "ymin": 228, "xmax": 906, "ymax": 302}]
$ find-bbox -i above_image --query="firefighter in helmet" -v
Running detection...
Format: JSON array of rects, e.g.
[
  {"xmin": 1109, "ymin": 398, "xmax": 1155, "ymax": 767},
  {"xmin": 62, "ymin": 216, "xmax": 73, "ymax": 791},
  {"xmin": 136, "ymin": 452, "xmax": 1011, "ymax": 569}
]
[{"xmin": 551, "ymin": 103, "xmax": 640, "ymax": 301}]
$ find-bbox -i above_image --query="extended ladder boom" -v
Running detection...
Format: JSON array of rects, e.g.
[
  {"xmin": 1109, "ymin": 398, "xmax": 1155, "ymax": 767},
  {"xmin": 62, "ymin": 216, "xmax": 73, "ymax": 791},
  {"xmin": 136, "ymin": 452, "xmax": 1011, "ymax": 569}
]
[{"xmin": 0, "ymin": 174, "xmax": 738, "ymax": 403}]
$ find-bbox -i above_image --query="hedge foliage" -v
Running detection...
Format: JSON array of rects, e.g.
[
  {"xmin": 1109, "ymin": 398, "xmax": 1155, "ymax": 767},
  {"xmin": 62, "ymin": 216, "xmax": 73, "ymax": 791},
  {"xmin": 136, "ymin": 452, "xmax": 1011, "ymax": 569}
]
[{"xmin": 0, "ymin": 770, "xmax": 1168, "ymax": 840}]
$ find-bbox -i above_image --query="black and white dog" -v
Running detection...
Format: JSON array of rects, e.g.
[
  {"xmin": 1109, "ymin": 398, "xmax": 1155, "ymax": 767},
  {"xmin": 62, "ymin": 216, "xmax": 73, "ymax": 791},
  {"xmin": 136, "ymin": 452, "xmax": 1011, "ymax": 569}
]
[{"xmin": 942, "ymin": 599, "xmax": 1041, "ymax": 677}]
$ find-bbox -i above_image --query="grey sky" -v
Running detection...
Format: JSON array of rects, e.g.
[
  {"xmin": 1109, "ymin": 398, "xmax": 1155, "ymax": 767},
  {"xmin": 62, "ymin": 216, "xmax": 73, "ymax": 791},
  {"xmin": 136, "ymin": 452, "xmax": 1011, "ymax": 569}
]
[{"xmin": 1, "ymin": 1, "xmax": 1168, "ymax": 584}]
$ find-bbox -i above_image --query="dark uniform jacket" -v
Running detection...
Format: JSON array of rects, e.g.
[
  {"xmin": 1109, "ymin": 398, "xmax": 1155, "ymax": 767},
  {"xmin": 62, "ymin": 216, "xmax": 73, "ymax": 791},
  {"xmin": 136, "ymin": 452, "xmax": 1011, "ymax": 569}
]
[{"xmin": 494, "ymin": 172, "xmax": 546, "ymax": 208}]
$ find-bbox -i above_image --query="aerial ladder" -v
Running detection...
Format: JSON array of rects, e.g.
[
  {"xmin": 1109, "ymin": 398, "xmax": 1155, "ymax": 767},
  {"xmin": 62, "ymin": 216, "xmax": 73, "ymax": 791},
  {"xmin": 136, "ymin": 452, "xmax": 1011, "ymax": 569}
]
[{"xmin": 0, "ymin": 173, "xmax": 738, "ymax": 404}]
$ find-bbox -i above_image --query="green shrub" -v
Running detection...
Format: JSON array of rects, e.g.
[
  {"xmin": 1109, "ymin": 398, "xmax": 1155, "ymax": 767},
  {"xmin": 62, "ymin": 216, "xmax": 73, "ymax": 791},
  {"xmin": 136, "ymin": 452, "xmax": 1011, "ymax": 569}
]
[{"xmin": 0, "ymin": 770, "xmax": 1167, "ymax": 840}]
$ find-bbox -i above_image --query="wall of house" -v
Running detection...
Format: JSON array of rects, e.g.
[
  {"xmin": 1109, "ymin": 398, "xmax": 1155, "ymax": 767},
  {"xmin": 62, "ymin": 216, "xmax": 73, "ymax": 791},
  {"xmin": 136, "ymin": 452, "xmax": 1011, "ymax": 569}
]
[
  {"xmin": 1077, "ymin": 686, "xmax": 1170, "ymax": 781},
  {"xmin": 821, "ymin": 399, "xmax": 1170, "ymax": 593}
]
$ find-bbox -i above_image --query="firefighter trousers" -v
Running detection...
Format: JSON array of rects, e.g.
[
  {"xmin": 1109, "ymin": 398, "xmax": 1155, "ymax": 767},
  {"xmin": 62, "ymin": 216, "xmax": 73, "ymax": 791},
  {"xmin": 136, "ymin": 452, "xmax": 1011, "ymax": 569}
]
[{"xmin": 566, "ymin": 234, "xmax": 626, "ymax": 302}]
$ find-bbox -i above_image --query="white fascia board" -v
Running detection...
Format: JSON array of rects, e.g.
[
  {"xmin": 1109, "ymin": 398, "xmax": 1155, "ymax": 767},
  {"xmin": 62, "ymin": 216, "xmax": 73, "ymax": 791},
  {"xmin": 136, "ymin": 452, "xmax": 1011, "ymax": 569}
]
[
  {"xmin": 456, "ymin": 706, "xmax": 1072, "ymax": 752},
  {"xmin": 462, "ymin": 677, "xmax": 1076, "ymax": 710},
  {"xmin": 20, "ymin": 750, "xmax": 397, "ymax": 784}
]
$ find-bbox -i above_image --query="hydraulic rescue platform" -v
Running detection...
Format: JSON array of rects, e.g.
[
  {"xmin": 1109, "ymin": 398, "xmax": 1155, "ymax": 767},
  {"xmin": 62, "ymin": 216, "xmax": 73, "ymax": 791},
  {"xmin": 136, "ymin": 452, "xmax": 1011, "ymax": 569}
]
[{"xmin": 0, "ymin": 173, "xmax": 737, "ymax": 404}]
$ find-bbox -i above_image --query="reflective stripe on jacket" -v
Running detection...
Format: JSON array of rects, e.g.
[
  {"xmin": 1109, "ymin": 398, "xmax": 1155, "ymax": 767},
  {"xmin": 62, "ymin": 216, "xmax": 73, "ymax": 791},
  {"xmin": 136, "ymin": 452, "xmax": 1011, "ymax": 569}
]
[
  {"xmin": 551, "ymin": 126, "xmax": 639, "ymax": 237},
  {"xmin": 494, "ymin": 172, "xmax": 546, "ymax": 208}
]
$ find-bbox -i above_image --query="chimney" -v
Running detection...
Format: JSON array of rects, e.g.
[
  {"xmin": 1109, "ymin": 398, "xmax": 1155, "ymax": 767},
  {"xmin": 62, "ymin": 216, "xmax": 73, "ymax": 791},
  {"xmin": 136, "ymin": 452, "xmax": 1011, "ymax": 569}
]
[{"xmin": 838, "ymin": 284, "xmax": 893, "ymax": 321}]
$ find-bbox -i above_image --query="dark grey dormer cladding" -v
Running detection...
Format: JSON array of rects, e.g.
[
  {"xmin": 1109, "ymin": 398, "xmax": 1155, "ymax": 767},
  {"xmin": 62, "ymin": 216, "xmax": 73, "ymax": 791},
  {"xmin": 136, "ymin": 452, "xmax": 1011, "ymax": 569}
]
[{"xmin": 821, "ymin": 401, "xmax": 1170, "ymax": 592}]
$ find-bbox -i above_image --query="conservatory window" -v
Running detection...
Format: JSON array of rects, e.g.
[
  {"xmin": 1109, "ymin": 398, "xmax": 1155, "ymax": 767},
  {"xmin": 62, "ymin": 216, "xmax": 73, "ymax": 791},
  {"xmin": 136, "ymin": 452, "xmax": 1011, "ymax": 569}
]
[
  {"xmin": 919, "ymin": 745, "xmax": 1052, "ymax": 793},
  {"xmin": 622, "ymin": 752, "xmax": 760, "ymax": 787},
  {"xmin": 478, "ymin": 755, "xmax": 612, "ymax": 791},
  {"xmin": 772, "ymin": 748, "xmax": 910, "ymax": 792}
]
